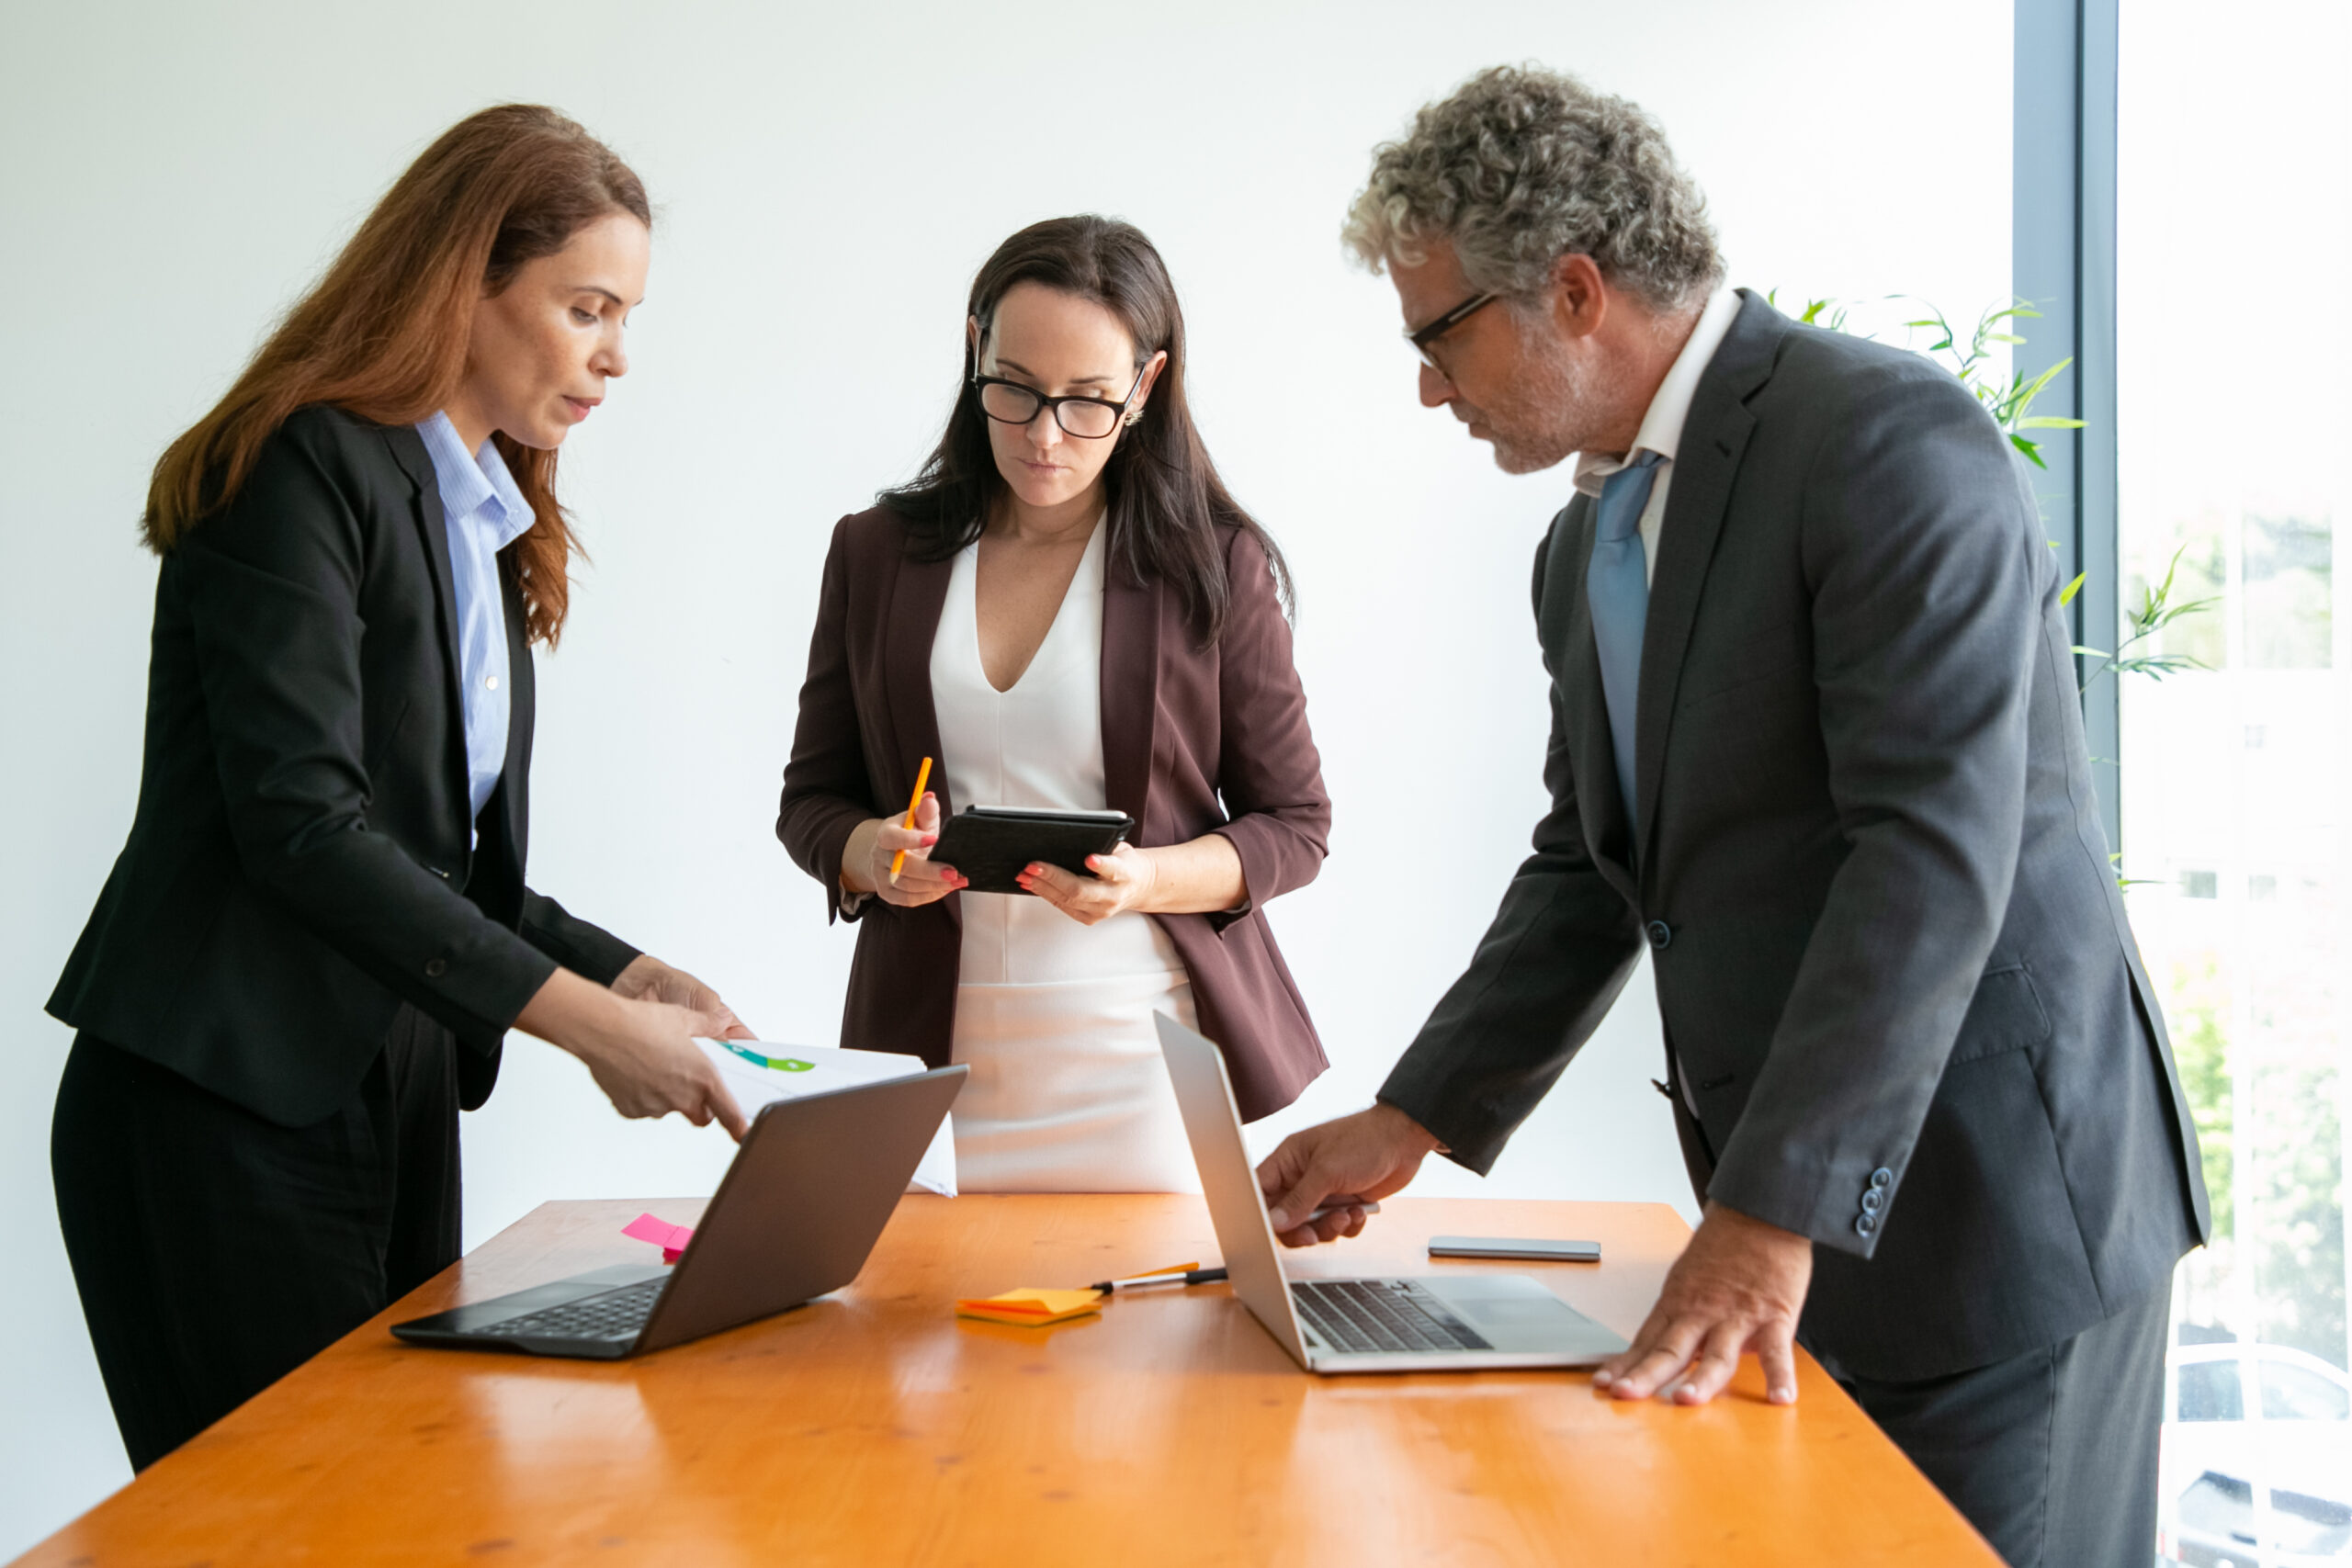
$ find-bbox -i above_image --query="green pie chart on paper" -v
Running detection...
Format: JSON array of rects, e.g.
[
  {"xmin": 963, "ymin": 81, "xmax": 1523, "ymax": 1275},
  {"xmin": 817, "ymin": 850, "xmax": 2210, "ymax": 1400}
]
[{"xmin": 722, "ymin": 1042, "xmax": 815, "ymax": 1073}]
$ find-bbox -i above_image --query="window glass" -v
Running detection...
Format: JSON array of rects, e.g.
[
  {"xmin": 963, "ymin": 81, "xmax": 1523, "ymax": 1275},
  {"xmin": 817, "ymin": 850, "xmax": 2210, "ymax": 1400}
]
[
  {"xmin": 2177, "ymin": 1471, "xmax": 2253, "ymax": 1536},
  {"xmin": 2122, "ymin": 0, "xmax": 2349, "ymax": 1431},
  {"xmin": 2258, "ymin": 1359, "xmax": 2351, "ymax": 1422},
  {"xmin": 2268, "ymin": 1486, "xmax": 2352, "ymax": 1556},
  {"xmin": 2177, "ymin": 1359, "xmax": 2244, "ymax": 1422}
]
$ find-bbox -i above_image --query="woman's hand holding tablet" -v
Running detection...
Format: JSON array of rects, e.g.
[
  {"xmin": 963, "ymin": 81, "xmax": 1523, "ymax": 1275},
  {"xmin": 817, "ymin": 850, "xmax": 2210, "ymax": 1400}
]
[
  {"xmin": 1017, "ymin": 842, "xmax": 1160, "ymax": 924},
  {"xmin": 841, "ymin": 792, "xmax": 969, "ymax": 908},
  {"xmin": 926, "ymin": 806, "xmax": 1135, "ymax": 896}
]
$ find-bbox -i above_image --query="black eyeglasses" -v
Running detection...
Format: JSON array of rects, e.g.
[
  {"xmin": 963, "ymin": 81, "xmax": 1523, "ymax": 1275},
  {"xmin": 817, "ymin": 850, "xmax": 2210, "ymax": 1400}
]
[
  {"xmin": 971, "ymin": 362, "xmax": 1148, "ymax": 439},
  {"xmin": 1405, "ymin": 290, "xmax": 1498, "ymax": 369}
]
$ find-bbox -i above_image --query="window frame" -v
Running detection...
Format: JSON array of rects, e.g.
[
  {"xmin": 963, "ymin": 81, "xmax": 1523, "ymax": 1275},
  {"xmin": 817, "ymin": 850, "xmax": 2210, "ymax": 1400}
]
[{"xmin": 2015, "ymin": 0, "xmax": 2120, "ymax": 852}]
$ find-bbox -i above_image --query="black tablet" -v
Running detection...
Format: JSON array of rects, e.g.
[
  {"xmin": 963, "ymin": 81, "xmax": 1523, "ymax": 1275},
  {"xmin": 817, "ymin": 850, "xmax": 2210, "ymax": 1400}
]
[{"xmin": 928, "ymin": 806, "xmax": 1135, "ymax": 896}]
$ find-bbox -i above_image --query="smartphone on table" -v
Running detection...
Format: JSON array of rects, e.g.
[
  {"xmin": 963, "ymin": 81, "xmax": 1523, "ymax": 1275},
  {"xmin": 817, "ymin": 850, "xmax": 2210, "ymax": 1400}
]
[{"xmin": 1427, "ymin": 1236, "xmax": 1602, "ymax": 1263}]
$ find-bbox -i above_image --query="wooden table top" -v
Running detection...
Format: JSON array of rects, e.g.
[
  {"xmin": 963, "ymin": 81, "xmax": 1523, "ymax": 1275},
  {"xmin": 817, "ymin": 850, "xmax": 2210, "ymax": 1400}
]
[{"xmin": 18, "ymin": 1195, "xmax": 1996, "ymax": 1567}]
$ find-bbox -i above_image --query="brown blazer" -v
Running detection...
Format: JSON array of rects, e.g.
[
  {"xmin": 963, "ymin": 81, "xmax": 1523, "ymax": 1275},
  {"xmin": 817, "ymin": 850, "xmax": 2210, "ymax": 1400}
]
[{"xmin": 776, "ymin": 505, "xmax": 1330, "ymax": 1121}]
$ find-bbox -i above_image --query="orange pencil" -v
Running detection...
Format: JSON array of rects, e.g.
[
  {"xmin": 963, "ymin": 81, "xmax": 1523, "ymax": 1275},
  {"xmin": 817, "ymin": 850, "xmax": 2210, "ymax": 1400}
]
[{"xmin": 888, "ymin": 756, "xmax": 933, "ymax": 886}]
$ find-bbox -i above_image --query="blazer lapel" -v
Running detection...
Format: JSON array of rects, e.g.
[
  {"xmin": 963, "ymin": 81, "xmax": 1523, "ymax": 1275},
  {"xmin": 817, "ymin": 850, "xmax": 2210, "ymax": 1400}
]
[
  {"xmin": 1631, "ymin": 291, "xmax": 1782, "ymax": 866},
  {"xmin": 883, "ymin": 545, "xmax": 956, "ymax": 926},
  {"xmin": 1100, "ymin": 555, "xmax": 1161, "ymax": 830},
  {"xmin": 1544, "ymin": 500, "xmax": 1638, "ymax": 904},
  {"xmin": 384, "ymin": 425, "xmax": 471, "ymax": 809},
  {"xmin": 495, "ymin": 558, "xmax": 532, "ymax": 867}
]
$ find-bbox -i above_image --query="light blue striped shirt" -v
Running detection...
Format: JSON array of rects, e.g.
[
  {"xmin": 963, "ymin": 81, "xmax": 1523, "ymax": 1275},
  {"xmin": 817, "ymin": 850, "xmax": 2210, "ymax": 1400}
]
[{"xmin": 413, "ymin": 412, "xmax": 535, "ymax": 831}]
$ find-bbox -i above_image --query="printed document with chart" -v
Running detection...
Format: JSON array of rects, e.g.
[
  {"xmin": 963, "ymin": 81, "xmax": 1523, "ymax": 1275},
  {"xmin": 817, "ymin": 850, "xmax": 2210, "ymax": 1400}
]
[{"xmin": 693, "ymin": 1039, "xmax": 958, "ymax": 1196}]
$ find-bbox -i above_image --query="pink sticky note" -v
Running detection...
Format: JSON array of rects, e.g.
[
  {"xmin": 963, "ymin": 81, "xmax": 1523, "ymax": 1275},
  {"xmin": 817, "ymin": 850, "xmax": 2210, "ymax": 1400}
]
[{"xmin": 623, "ymin": 1213, "xmax": 695, "ymax": 1263}]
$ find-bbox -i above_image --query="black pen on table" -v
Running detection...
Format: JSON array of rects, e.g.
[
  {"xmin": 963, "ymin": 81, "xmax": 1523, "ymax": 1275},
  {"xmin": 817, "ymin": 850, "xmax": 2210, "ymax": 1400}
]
[
  {"xmin": 1092, "ymin": 1266, "xmax": 1230, "ymax": 1292},
  {"xmin": 1090, "ymin": 1201, "xmax": 1381, "ymax": 1292}
]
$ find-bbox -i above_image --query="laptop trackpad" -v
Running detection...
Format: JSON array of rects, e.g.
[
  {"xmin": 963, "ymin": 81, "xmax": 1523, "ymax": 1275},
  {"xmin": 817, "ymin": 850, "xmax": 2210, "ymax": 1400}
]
[{"xmin": 1429, "ymin": 1274, "xmax": 1621, "ymax": 1354}]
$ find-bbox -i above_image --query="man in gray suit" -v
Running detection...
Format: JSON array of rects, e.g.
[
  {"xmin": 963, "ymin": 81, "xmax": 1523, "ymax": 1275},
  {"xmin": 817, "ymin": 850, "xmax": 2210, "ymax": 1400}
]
[{"xmin": 1259, "ymin": 66, "xmax": 2208, "ymax": 1566}]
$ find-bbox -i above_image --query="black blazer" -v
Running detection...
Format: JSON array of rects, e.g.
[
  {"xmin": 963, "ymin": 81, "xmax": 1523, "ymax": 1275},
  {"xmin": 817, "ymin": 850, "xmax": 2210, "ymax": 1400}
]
[
  {"xmin": 1381, "ymin": 293, "xmax": 2209, "ymax": 1382},
  {"xmin": 48, "ymin": 405, "xmax": 637, "ymax": 1128}
]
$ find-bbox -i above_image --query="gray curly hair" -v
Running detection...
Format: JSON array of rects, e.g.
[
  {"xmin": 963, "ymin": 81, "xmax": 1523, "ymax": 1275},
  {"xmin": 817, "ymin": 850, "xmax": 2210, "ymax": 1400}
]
[{"xmin": 1344, "ymin": 65, "xmax": 1724, "ymax": 312}]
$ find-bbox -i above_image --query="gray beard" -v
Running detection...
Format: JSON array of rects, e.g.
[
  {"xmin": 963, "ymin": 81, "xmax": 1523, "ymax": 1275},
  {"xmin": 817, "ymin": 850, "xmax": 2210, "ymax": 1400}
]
[{"xmin": 1485, "ymin": 333, "xmax": 1623, "ymax": 475}]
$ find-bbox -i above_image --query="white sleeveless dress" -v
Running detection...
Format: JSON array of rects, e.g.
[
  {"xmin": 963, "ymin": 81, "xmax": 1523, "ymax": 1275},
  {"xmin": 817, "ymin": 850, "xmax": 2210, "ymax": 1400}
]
[{"xmin": 929, "ymin": 522, "xmax": 1201, "ymax": 1193}]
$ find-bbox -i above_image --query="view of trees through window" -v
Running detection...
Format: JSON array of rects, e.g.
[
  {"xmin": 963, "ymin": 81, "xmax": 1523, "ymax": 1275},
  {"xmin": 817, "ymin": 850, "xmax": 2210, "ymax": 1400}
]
[{"xmin": 2118, "ymin": 1, "xmax": 2351, "ymax": 1558}]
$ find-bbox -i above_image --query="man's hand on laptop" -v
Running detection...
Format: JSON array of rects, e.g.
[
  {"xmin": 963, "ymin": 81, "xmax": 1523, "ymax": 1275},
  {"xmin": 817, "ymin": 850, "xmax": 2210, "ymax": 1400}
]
[
  {"xmin": 1592, "ymin": 1201, "xmax": 1812, "ymax": 1407},
  {"xmin": 1257, "ymin": 1103, "xmax": 1444, "ymax": 1246}
]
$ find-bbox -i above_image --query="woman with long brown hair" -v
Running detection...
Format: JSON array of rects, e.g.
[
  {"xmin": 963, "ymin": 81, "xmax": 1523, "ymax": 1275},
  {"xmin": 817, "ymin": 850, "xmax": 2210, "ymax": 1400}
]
[
  {"xmin": 778, "ymin": 216, "xmax": 1330, "ymax": 1190},
  {"xmin": 47, "ymin": 105, "xmax": 752, "ymax": 1470}
]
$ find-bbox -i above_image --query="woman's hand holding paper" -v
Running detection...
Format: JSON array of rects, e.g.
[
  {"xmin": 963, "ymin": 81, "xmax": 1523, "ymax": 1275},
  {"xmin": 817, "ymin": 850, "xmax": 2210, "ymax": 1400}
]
[
  {"xmin": 516, "ymin": 969, "xmax": 751, "ymax": 1142},
  {"xmin": 612, "ymin": 953, "xmax": 757, "ymax": 1040}
]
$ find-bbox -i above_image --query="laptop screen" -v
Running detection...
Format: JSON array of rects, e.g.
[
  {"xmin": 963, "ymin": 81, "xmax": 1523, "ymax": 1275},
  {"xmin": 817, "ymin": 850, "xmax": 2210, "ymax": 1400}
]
[{"xmin": 1153, "ymin": 1011, "xmax": 1316, "ymax": 1367}]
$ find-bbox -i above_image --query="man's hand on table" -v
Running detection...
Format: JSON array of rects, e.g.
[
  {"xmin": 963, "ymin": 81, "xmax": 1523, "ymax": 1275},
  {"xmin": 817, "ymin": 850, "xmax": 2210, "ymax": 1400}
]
[
  {"xmin": 1594, "ymin": 1201, "xmax": 1813, "ymax": 1407},
  {"xmin": 1256, "ymin": 1103, "xmax": 1444, "ymax": 1246}
]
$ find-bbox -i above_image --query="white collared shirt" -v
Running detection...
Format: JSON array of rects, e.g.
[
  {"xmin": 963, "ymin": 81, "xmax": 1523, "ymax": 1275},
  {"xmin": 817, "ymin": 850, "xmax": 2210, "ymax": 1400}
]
[
  {"xmin": 413, "ymin": 411, "xmax": 536, "ymax": 833},
  {"xmin": 1571, "ymin": 288, "xmax": 1743, "ymax": 585}
]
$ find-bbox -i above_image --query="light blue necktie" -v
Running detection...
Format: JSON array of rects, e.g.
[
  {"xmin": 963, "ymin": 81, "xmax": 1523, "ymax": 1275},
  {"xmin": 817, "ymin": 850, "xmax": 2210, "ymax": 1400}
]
[{"xmin": 1587, "ymin": 452, "xmax": 1664, "ymax": 836}]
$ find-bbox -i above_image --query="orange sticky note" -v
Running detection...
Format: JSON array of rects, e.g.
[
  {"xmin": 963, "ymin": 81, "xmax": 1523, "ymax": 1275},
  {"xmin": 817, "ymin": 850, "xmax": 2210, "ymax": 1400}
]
[{"xmin": 955, "ymin": 1288, "xmax": 1103, "ymax": 1326}]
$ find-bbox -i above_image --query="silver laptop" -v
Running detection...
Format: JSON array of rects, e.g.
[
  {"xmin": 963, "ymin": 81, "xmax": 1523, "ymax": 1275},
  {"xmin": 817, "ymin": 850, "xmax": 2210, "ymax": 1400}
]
[
  {"xmin": 392, "ymin": 1066, "xmax": 967, "ymax": 1359},
  {"xmin": 1155, "ymin": 1013, "xmax": 1626, "ymax": 1372}
]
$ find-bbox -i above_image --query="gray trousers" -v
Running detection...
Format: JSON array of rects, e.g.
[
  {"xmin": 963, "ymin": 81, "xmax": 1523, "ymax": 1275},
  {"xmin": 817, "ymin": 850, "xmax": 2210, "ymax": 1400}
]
[
  {"xmin": 1666, "ymin": 1087, "xmax": 2169, "ymax": 1566},
  {"xmin": 1832, "ymin": 1280, "xmax": 2170, "ymax": 1568}
]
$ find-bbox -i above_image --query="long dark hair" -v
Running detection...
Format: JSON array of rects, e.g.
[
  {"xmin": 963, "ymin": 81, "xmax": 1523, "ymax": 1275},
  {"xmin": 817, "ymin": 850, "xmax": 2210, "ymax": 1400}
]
[
  {"xmin": 880, "ymin": 215, "xmax": 1291, "ymax": 643},
  {"xmin": 142, "ymin": 104, "xmax": 650, "ymax": 647}
]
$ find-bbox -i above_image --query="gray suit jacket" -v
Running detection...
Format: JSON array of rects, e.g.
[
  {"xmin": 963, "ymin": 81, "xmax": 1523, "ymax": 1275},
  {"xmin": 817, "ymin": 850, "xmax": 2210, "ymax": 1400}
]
[{"xmin": 1380, "ymin": 291, "xmax": 2210, "ymax": 1382}]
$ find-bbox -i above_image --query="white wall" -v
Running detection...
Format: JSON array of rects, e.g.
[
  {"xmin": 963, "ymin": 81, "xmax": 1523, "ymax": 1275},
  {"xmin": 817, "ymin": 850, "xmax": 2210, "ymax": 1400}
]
[{"xmin": 0, "ymin": 0, "xmax": 2009, "ymax": 1552}]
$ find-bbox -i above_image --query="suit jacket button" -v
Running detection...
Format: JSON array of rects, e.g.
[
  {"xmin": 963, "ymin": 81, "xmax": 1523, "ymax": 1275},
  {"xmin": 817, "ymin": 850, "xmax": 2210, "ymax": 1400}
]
[
  {"xmin": 424, "ymin": 957, "xmax": 447, "ymax": 978},
  {"xmin": 1870, "ymin": 1167, "xmax": 1894, "ymax": 1190},
  {"xmin": 1645, "ymin": 920, "xmax": 1672, "ymax": 950},
  {"xmin": 1856, "ymin": 1213, "xmax": 1878, "ymax": 1237},
  {"xmin": 1861, "ymin": 1189, "xmax": 1884, "ymax": 1214}
]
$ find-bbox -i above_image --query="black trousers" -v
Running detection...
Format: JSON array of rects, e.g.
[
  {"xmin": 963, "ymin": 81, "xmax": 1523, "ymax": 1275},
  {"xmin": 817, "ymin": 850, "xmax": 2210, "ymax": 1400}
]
[
  {"xmin": 51, "ymin": 1009, "xmax": 461, "ymax": 1471},
  {"xmin": 1668, "ymin": 1083, "xmax": 2169, "ymax": 1566}
]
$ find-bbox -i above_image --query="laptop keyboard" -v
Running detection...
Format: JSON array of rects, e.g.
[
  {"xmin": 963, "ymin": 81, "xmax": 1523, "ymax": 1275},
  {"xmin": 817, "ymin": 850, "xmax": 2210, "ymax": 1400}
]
[
  {"xmin": 1290, "ymin": 1279, "xmax": 1493, "ymax": 1354},
  {"xmin": 478, "ymin": 1277, "xmax": 668, "ymax": 1343}
]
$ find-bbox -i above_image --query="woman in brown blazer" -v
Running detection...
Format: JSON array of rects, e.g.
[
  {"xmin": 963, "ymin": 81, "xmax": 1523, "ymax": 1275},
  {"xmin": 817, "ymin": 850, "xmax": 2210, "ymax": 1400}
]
[{"xmin": 777, "ymin": 216, "xmax": 1329, "ymax": 1190}]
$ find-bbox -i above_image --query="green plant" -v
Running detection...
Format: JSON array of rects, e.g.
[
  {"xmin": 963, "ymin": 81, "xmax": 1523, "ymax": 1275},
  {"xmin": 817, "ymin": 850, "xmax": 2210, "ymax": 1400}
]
[
  {"xmin": 2170, "ymin": 957, "xmax": 2236, "ymax": 1238},
  {"xmin": 1775, "ymin": 292, "xmax": 2219, "ymax": 695},
  {"xmin": 1770, "ymin": 294, "xmax": 2085, "ymax": 468},
  {"xmin": 2252, "ymin": 1066, "xmax": 2347, "ymax": 1365},
  {"xmin": 1900, "ymin": 299, "xmax": 2087, "ymax": 471},
  {"xmin": 2070, "ymin": 544, "xmax": 2218, "ymax": 692},
  {"xmin": 1777, "ymin": 290, "xmax": 2221, "ymax": 893}
]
